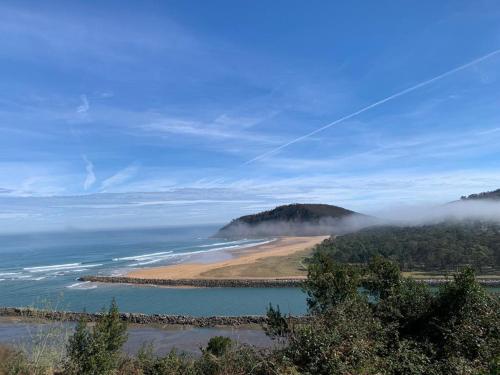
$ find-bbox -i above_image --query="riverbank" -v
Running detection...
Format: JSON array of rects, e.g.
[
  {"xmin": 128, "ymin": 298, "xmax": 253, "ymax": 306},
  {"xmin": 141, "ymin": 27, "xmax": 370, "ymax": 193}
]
[{"xmin": 127, "ymin": 236, "xmax": 328, "ymax": 280}]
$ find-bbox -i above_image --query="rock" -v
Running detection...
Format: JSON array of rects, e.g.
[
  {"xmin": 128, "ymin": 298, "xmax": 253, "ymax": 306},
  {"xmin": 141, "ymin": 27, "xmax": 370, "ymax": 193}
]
[
  {"xmin": 78, "ymin": 275, "xmax": 305, "ymax": 288},
  {"xmin": 0, "ymin": 307, "xmax": 311, "ymax": 327}
]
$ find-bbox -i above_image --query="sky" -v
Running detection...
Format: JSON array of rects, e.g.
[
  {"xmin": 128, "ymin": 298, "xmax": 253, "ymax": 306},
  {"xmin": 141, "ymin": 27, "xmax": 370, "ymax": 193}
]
[{"xmin": 1, "ymin": 0, "xmax": 500, "ymax": 233}]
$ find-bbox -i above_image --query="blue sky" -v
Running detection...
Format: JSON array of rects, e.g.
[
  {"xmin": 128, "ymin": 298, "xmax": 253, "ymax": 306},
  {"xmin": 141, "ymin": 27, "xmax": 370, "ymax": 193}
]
[{"xmin": 1, "ymin": 0, "xmax": 500, "ymax": 232}]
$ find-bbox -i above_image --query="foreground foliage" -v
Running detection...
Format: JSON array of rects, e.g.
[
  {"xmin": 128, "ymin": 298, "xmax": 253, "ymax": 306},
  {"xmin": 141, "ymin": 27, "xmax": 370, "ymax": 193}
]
[{"xmin": 2, "ymin": 259, "xmax": 499, "ymax": 374}]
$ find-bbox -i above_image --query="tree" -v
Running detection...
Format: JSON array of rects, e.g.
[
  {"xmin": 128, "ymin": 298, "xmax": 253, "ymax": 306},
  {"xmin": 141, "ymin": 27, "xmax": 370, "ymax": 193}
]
[
  {"xmin": 264, "ymin": 304, "xmax": 290, "ymax": 339},
  {"xmin": 65, "ymin": 299, "xmax": 127, "ymax": 375},
  {"xmin": 365, "ymin": 256, "xmax": 402, "ymax": 300},
  {"xmin": 304, "ymin": 250, "xmax": 361, "ymax": 313}
]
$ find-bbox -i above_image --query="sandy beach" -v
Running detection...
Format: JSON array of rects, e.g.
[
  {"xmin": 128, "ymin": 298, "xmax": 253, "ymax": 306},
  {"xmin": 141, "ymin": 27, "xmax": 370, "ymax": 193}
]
[{"xmin": 127, "ymin": 236, "xmax": 328, "ymax": 280}]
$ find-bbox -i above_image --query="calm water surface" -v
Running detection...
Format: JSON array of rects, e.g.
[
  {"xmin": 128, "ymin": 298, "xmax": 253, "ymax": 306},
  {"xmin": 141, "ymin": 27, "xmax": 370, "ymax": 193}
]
[{"xmin": 0, "ymin": 320, "xmax": 275, "ymax": 355}]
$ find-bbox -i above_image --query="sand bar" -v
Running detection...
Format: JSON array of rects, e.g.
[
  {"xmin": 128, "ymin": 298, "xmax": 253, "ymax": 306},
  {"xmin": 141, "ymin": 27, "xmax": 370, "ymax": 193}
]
[{"xmin": 127, "ymin": 236, "xmax": 328, "ymax": 280}]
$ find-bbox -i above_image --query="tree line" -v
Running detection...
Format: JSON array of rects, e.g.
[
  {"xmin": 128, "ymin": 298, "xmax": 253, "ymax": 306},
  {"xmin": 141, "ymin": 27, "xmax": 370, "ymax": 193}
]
[{"xmin": 314, "ymin": 221, "xmax": 500, "ymax": 272}]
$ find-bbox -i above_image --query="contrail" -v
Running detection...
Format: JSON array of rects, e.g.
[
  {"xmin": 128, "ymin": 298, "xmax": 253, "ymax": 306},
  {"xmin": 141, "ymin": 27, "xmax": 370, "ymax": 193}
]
[{"xmin": 243, "ymin": 49, "xmax": 500, "ymax": 165}]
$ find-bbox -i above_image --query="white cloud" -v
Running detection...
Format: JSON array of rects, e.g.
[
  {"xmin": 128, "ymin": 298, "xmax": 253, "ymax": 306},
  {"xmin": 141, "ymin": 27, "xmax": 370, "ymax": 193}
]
[
  {"xmin": 76, "ymin": 94, "xmax": 90, "ymax": 113},
  {"xmin": 100, "ymin": 163, "xmax": 139, "ymax": 191},
  {"xmin": 82, "ymin": 155, "xmax": 96, "ymax": 190}
]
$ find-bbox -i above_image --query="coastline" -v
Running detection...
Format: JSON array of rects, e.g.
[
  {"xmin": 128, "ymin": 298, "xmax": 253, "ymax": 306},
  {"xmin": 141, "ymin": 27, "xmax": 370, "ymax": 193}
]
[{"xmin": 126, "ymin": 236, "xmax": 328, "ymax": 280}]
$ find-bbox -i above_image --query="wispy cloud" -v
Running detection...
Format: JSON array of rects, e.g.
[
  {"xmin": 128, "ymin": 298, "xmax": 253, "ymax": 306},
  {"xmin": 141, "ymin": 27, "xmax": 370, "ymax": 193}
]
[
  {"xmin": 259, "ymin": 125, "xmax": 500, "ymax": 172},
  {"xmin": 242, "ymin": 49, "xmax": 500, "ymax": 165},
  {"xmin": 100, "ymin": 163, "xmax": 140, "ymax": 191},
  {"xmin": 140, "ymin": 114, "xmax": 281, "ymax": 144},
  {"xmin": 76, "ymin": 94, "xmax": 89, "ymax": 114},
  {"xmin": 82, "ymin": 155, "xmax": 96, "ymax": 190}
]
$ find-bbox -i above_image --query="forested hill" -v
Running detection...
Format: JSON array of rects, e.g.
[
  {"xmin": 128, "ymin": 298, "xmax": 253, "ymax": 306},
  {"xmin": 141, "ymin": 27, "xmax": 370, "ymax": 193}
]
[
  {"xmin": 460, "ymin": 188, "xmax": 500, "ymax": 200},
  {"xmin": 215, "ymin": 203, "xmax": 372, "ymax": 238},
  {"xmin": 314, "ymin": 221, "xmax": 500, "ymax": 272}
]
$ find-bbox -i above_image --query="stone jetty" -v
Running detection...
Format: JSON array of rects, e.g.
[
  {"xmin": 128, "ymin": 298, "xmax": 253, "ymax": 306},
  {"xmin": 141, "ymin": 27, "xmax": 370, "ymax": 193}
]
[
  {"xmin": 78, "ymin": 275, "xmax": 500, "ymax": 288},
  {"xmin": 78, "ymin": 275, "xmax": 305, "ymax": 288},
  {"xmin": 0, "ymin": 307, "xmax": 310, "ymax": 327}
]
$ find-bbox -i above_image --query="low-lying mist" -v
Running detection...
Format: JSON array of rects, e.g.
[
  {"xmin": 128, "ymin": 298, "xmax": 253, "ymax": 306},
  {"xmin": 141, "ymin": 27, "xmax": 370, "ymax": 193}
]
[
  {"xmin": 215, "ymin": 214, "xmax": 379, "ymax": 238},
  {"xmin": 377, "ymin": 199, "xmax": 500, "ymax": 226},
  {"xmin": 216, "ymin": 200, "xmax": 500, "ymax": 238}
]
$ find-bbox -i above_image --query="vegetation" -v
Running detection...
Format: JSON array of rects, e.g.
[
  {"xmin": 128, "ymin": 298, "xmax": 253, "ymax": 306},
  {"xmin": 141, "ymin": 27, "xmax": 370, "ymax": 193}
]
[
  {"xmin": 215, "ymin": 203, "xmax": 363, "ymax": 237},
  {"xmin": 223, "ymin": 204, "xmax": 358, "ymax": 225},
  {"xmin": 314, "ymin": 221, "xmax": 500, "ymax": 272},
  {"xmin": 64, "ymin": 299, "xmax": 127, "ymax": 375},
  {"xmin": 2, "ymin": 258, "xmax": 499, "ymax": 374},
  {"xmin": 461, "ymin": 188, "xmax": 500, "ymax": 200}
]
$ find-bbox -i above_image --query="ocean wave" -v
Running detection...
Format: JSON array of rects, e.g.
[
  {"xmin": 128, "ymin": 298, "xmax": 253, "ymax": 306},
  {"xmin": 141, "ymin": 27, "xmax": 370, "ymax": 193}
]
[
  {"xmin": 66, "ymin": 281, "xmax": 98, "ymax": 290},
  {"xmin": 126, "ymin": 239, "xmax": 275, "ymax": 268},
  {"xmin": 24, "ymin": 263, "xmax": 102, "ymax": 273},
  {"xmin": 129, "ymin": 259, "xmax": 165, "ymax": 266},
  {"xmin": 0, "ymin": 272, "xmax": 22, "ymax": 277},
  {"xmin": 112, "ymin": 251, "xmax": 173, "ymax": 262},
  {"xmin": 197, "ymin": 239, "xmax": 252, "ymax": 248}
]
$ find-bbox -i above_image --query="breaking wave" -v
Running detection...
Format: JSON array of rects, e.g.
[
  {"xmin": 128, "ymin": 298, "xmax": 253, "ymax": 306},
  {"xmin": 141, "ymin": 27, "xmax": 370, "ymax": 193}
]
[{"xmin": 23, "ymin": 263, "xmax": 103, "ymax": 273}]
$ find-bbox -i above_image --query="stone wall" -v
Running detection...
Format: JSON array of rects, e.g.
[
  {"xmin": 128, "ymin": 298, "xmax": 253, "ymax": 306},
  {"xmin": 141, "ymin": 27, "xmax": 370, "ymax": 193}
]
[
  {"xmin": 0, "ymin": 307, "xmax": 311, "ymax": 327},
  {"xmin": 78, "ymin": 275, "xmax": 500, "ymax": 288},
  {"xmin": 78, "ymin": 275, "xmax": 305, "ymax": 288}
]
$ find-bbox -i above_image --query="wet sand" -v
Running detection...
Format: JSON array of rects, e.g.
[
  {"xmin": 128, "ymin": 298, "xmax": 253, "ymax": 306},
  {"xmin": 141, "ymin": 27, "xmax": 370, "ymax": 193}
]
[{"xmin": 127, "ymin": 236, "xmax": 328, "ymax": 280}]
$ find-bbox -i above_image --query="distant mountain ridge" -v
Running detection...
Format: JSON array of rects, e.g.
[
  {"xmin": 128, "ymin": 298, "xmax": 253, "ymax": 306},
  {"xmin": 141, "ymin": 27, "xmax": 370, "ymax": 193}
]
[
  {"xmin": 215, "ymin": 203, "xmax": 373, "ymax": 238},
  {"xmin": 461, "ymin": 188, "xmax": 500, "ymax": 201}
]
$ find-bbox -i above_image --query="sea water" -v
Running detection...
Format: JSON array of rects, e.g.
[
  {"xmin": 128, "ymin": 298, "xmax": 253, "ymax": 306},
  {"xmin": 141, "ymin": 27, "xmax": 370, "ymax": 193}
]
[{"xmin": 0, "ymin": 225, "xmax": 307, "ymax": 316}]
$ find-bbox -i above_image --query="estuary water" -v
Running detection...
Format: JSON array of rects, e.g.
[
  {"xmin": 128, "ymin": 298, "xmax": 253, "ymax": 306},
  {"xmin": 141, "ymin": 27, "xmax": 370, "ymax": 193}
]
[
  {"xmin": 0, "ymin": 225, "xmax": 307, "ymax": 316},
  {"xmin": 0, "ymin": 319, "xmax": 275, "ymax": 355}
]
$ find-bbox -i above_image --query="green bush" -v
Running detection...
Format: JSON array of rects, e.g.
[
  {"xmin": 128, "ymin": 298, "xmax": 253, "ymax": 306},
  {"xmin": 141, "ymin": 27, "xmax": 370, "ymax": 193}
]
[
  {"xmin": 64, "ymin": 299, "xmax": 127, "ymax": 375},
  {"xmin": 264, "ymin": 304, "xmax": 290, "ymax": 339}
]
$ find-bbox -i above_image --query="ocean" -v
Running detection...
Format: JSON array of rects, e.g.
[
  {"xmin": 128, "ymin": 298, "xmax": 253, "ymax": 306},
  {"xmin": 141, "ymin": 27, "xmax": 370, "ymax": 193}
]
[{"xmin": 0, "ymin": 225, "xmax": 307, "ymax": 316}]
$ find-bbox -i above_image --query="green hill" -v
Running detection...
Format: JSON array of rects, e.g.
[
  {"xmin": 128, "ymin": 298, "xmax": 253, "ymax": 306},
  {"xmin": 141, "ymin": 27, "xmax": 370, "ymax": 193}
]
[{"xmin": 215, "ymin": 203, "xmax": 371, "ymax": 238}]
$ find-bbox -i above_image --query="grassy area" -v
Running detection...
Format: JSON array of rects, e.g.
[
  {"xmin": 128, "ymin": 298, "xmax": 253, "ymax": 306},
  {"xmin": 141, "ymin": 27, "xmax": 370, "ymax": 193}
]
[
  {"xmin": 199, "ymin": 248, "xmax": 500, "ymax": 280},
  {"xmin": 199, "ymin": 248, "xmax": 313, "ymax": 278}
]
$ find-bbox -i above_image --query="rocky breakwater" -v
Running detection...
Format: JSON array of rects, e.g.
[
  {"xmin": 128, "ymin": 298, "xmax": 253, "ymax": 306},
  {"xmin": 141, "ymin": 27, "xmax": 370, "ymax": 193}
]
[
  {"xmin": 78, "ymin": 275, "xmax": 305, "ymax": 288},
  {"xmin": 414, "ymin": 278, "xmax": 500, "ymax": 287},
  {"xmin": 0, "ymin": 307, "xmax": 310, "ymax": 327}
]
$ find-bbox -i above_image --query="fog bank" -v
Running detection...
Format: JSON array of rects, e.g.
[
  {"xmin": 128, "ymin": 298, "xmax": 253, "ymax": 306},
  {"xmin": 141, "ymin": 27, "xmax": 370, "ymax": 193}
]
[{"xmin": 375, "ymin": 199, "xmax": 500, "ymax": 226}]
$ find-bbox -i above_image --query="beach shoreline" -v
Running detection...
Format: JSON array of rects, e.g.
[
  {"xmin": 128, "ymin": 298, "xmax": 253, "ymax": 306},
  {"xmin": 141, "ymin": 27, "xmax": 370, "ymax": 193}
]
[{"xmin": 126, "ymin": 236, "xmax": 328, "ymax": 280}]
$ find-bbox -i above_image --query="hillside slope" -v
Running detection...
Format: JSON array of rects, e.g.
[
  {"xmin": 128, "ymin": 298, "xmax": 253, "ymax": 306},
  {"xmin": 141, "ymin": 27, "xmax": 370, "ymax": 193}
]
[
  {"xmin": 314, "ymin": 221, "xmax": 500, "ymax": 271},
  {"xmin": 215, "ymin": 203, "xmax": 373, "ymax": 238}
]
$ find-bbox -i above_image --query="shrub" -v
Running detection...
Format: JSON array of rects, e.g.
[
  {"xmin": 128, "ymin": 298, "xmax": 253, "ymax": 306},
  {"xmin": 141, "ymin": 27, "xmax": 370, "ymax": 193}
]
[
  {"xmin": 204, "ymin": 336, "xmax": 233, "ymax": 357},
  {"xmin": 64, "ymin": 299, "xmax": 127, "ymax": 375},
  {"xmin": 264, "ymin": 304, "xmax": 290, "ymax": 339}
]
